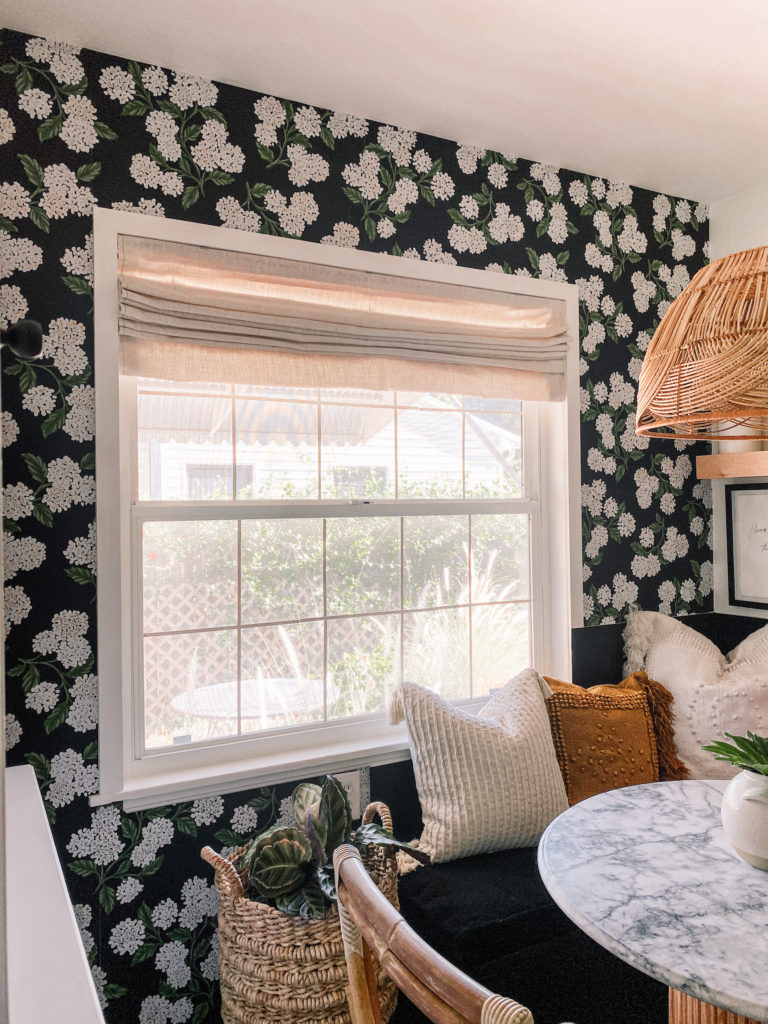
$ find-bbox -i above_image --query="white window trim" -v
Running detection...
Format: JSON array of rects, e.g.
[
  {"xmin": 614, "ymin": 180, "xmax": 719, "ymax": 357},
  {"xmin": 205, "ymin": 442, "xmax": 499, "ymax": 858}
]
[{"xmin": 92, "ymin": 207, "xmax": 582, "ymax": 810}]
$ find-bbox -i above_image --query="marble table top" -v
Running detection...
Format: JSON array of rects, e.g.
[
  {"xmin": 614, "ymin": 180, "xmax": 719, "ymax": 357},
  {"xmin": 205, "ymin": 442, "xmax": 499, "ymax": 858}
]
[{"xmin": 538, "ymin": 780, "xmax": 768, "ymax": 1023}]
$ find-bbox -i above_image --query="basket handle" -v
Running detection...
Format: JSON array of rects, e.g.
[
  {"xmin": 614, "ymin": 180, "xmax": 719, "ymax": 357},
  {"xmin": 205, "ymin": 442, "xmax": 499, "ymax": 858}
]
[
  {"xmin": 201, "ymin": 845, "xmax": 245, "ymax": 899},
  {"xmin": 362, "ymin": 801, "xmax": 393, "ymax": 833}
]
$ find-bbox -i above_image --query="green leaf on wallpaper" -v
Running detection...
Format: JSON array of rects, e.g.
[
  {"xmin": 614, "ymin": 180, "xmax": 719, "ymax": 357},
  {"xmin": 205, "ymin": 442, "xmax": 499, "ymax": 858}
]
[
  {"xmin": 341, "ymin": 185, "xmax": 363, "ymax": 206},
  {"xmin": 6, "ymin": 663, "xmax": 25, "ymax": 677},
  {"xmin": 45, "ymin": 702, "xmax": 69, "ymax": 734},
  {"xmin": 0, "ymin": 62, "xmax": 18, "ymax": 74},
  {"xmin": 175, "ymin": 816, "xmax": 198, "ymax": 837},
  {"xmin": 380, "ymin": 167, "xmax": 394, "ymax": 190},
  {"xmin": 23, "ymin": 453, "xmax": 48, "ymax": 483},
  {"xmin": 526, "ymin": 247, "xmax": 540, "ymax": 273},
  {"xmin": 28, "ymin": 204, "xmax": 50, "ymax": 233},
  {"xmin": 429, "ymin": 158, "xmax": 443, "ymax": 174},
  {"xmin": 41, "ymin": 405, "xmax": 68, "ymax": 438},
  {"xmin": 249, "ymin": 182, "xmax": 271, "ymax": 199},
  {"xmin": 121, "ymin": 98, "xmax": 150, "ymax": 117},
  {"xmin": 181, "ymin": 185, "xmax": 200, "ymax": 209},
  {"xmin": 364, "ymin": 142, "xmax": 387, "ymax": 158},
  {"xmin": 80, "ymin": 451, "xmax": 96, "ymax": 472},
  {"xmin": 391, "ymin": 243, "xmax": 403, "ymax": 257},
  {"xmin": 60, "ymin": 77, "xmax": 87, "ymax": 96},
  {"xmin": 103, "ymin": 984, "xmax": 128, "ymax": 1001},
  {"xmin": 292, "ymin": 131, "xmax": 311, "ymax": 150},
  {"xmin": 2, "ymin": 520, "xmax": 21, "ymax": 535},
  {"xmin": 556, "ymin": 251, "xmax": 570, "ymax": 265},
  {"xmin": 446, "ymin": 208, "xmax": 468, "ymax": 227},
  {"xmin": 157, "ymin": 99, "xmax": 183, "ymax": 118},
  {"xmin": 100, "ymin": 886, "xmax": 116, "ymax": 914},
  {"xmin": 535, "ymin": 218, "xmax": 549, "ymax": 238},
  {"xmin": 200, "ymin": 106, "xmax": 226, "ymax": 123},
  {"xmin": 391, "ymin": 210, "xmax": 410, "ymax": 224},
  {"xmin": 612, "ymin": 265, "xmax": 622, "ymax": 282},
  {"xmin": 131, "ymin": 942, "xmax": 158, "ymax": 966},
  {"xmin": 320, "ymin": 125, "xmax": 335, "ymax": 150},
  {"xmin": 141, "ymin": 856, "xmax": 163, "ymax": 876},
  {"xmin": 615, "ymin": 465, "xmax": 626, "ymax": 482},
  {"xmin": 25, "ymin": 752, "xmax": 50, "ymax": 782},
  {"xmin": 180, "ymin": 123, "xmax": 202, "ymax": 144},
  {"xmin": 0, "ymin": 214, "xmax": 18, "ymax": 234},
  {"xmin": 208, "ymin": 169, "xmax": 235, "ymax": 186},
  {"xmin": 18, "ymin": 364, "xmax": 38, "ymax": 392},
  {"xmin": 15, "ymin": 67, "xmax": 33, "ymax": 93},
  {"xmin": 191, "ymin": 1003, "xmax": 209, "ymax": 1024},
  {"xmin": 63, "ymin": 367, "xmax": 92, "ymax": 386},
  {"xmin": 363, "ymin": 216, "xmax": 377, "ymax": 242},
  {"xmin": 33, "ymin": 502, "xmax": 53, "ymax": 527},
  {"xmin": 69, "ymin": 858, "xmax": 98, "ymax": 878},
  {"xmin": 83, "ymin": 741, "xmax": 99, "ymax": 761},
  {"xmin": 214, "ymin": 828, "xmax": 242, "ymax": 846},
  {"xmin": 76, "ymin": 162, "xmax": 101, "ymax": 182},
  {"xmin": 19, "ymin": 154, "xmax": 44, "ymax": 187},
  {"xmin": 65, "ymin": 566, "xmax": 96, "ymax": 587},
  {"xmin": 166, "ymin": 928, "xmax": 189, "ymax": 943},
  {"xmin": 38, "ymin": 113, "xmax": 63, "ymax": 141},
  {"xmin": 61, "ymin": 275, "xmax": 93, "ymax": 296},
  {"xmin": 419, "ymin": 184, "xmax": 435, "ymax": 206},
  {"xmin": 399, "ymin": 167, "xmax": 416, "ymax": 180},
  {"xmin": 566, "ymin": 221, "xmax": 578, "ymax": 235},
  {"xmin": 256, "ymin": 142, "xmax": 275, "ymax": 163},
  {"xmin": 94, "ymin": 121, "xmax": 118, "ymax": 141},
  {"xmin": 22, "ymin": 664, "xmax": 40, "ymax": 692}
]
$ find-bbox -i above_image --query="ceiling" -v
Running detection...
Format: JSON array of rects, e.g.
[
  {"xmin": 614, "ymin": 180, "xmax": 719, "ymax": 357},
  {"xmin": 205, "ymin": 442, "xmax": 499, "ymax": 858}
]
[{"xmin": 4, "ymin": 0, "xmax": 768, "ymax": 203}]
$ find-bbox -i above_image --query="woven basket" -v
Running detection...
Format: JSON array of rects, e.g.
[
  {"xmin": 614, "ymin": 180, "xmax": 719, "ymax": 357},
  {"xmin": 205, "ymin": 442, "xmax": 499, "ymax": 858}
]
[{"xmin": 201, "ymin": 801, "xmax": 399, "ymax": 1024}]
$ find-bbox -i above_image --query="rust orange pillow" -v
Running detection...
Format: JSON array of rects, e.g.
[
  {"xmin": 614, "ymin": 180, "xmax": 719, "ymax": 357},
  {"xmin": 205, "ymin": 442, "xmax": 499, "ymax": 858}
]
[{"xmin": 543, "ymin": 671, "xmax": 686, "ymax": 806}]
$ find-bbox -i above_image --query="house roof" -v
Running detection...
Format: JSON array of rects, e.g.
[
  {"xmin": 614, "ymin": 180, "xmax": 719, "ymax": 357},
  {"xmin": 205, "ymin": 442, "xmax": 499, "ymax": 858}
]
[{"xmin": 4, "ymin": 0, "xmax": 768, "ymax": 203}]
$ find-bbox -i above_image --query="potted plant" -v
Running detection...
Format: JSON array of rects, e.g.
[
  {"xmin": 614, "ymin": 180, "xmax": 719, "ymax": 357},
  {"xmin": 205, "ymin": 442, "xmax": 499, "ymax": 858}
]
[
  {"xmin": 703, "ymin": 731, "xmax": 768, "ymax": 870},
  {"xmin": 201, "ymin": 775, "xmax": 428, "ymax": 1024},
  {"xmin": 240, "ymin": 774, "xmax": 429, "ymax": 918}
]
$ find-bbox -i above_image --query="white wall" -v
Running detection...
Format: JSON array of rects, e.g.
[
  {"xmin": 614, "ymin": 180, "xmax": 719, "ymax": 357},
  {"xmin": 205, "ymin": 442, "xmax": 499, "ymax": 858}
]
[{"xmin": 710, "ymin": 181, "xmax": 768, "ymax": 259}]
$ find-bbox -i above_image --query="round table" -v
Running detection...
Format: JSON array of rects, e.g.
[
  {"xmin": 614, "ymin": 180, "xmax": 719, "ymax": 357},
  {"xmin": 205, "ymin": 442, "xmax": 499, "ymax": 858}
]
[{"xmin": 538, "ymin": 780, "xmax": 768, "ymax": 1024}]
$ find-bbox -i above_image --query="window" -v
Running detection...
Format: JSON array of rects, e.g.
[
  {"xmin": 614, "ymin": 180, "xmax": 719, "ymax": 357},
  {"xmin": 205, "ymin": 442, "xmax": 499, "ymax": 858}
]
[{"xmin": 93, "ymin": 209, "xmax": 580, "ymax": 808}]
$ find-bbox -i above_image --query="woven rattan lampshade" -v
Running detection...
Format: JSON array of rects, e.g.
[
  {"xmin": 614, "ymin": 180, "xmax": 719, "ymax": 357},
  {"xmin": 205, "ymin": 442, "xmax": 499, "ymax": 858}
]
[{"xmin": 636, "ymin": 245, "xmax": 768, "ymax": 439}]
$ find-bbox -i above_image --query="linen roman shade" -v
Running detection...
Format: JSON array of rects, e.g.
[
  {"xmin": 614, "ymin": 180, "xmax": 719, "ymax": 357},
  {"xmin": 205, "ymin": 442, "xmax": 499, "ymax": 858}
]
[{"xmin": 117, "ymin": 235, "xmax": 570, "ymax": 400}]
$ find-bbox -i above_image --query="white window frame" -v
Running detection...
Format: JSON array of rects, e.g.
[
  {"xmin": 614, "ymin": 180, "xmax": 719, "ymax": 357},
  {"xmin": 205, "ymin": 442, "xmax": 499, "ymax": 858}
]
[{"xmin": 92, "ymin": 207, "xmax": 582, "ymax": 810}]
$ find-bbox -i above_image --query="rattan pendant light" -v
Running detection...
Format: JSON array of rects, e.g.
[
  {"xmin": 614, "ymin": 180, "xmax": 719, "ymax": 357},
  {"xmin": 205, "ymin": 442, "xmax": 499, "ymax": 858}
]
[{"xmin": 636, "ymin": 245, "xmax": 768, "ymax": 439}]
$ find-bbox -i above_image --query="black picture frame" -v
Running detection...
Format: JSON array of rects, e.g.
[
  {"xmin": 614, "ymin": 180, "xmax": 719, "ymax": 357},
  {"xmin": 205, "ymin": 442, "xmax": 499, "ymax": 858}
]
[{"xmin": 725, "ymin": 482, "xmax": 768, "ymax": 610}]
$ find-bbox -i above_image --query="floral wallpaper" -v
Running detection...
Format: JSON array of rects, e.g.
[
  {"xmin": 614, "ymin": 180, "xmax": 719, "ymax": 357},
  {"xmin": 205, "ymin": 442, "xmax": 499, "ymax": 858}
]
[{"xmin": 0, "ymin": 27, "xmax": 712, "ymax": 1023}]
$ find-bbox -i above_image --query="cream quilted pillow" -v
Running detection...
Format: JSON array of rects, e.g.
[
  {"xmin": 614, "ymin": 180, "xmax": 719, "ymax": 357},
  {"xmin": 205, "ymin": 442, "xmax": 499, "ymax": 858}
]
[
  {"xmin": 623, "ymin": 611, "xmax": 768, "ymax": 779},
  {"xmin": 388, "ymin": 670, "xmax": 568, "ymax": 863}
]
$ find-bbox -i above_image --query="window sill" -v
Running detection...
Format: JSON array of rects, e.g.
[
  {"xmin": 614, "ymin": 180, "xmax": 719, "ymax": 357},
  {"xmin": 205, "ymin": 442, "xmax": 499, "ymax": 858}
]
[{"xmin": 91, "ymin": 726, "xmax": 412, "ymax": 811}]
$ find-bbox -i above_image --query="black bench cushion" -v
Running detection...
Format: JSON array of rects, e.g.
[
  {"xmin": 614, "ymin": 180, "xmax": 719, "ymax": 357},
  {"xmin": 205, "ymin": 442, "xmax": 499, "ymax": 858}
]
[{"xmin": 396, "ymin": 846, "xmax": 576, "ymax": 969}]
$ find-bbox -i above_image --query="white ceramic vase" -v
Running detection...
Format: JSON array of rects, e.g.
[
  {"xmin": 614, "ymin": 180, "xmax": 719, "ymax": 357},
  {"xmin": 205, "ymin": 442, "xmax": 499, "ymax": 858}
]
[{"xmin": 721, "ymin": 769, "xmax": 768, "ymax": 870}]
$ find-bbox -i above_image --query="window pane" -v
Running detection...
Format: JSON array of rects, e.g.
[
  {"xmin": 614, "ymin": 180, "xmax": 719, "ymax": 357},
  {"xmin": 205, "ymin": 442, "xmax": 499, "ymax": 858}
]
[
  {"xmin": 472, "ymin": 604, "xmax": 530, "ymax": 695},
  {"xmin": 328, "ymin": 614, "xmax": 400, "ymax": 718},
  {"xmin": 398, "ymin": 410, "xmax": 462, "ymax": 497},
  {"xmin": 241, "ymin": 519, "xmax": 323, "ymax": 624},
  {"xmin": 321, "ymin": 405, "xmax": 395, "ymax": 498},
  {"xmin": 144, "ymin": 629, "xmax": 238, "ymax": 749},
  {"xmin": 465, "ymin": 412, "xmax": 522, "ymax": 498},
  {"xmin": 235, "ymin": 399, "xmax": 318, "ymax": 498},
  {"xmin": 471, "ymin": 513, "xmax": 530, "ymax": 601},
  {"xmin": 403, "ymin": 607, "xmax": 470, "ymax": 700},
  {"xmin": 397, "ymin": 392, "xmax": 459, "ymax": 410},
  {"xmin": 235, "ymin": 384, "xmax": 318, "ymax": 401},
  {"xmin": 142, "ymin": 520, "xmax": 237, "ymax": 634},
  {"xmin": 138, "ymin": 392, "xmax": 233, "ymax": 500},
  {"xmin": 403, "ymin": 515, "xmax": 468, "ymax": 608},
  {"xmin": 326, "ymin": 517, "xmax": 400, "ymax": 615},
  {"xmin": 241, "ymin": 621, "xmax": 325, "ymax": 730}
]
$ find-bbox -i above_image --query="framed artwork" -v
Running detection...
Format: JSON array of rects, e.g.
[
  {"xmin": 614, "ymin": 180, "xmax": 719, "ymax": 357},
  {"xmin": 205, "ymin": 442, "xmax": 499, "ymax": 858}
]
[{"xmin": 725, "ymin": 483, "xmax": 768, "ymax": 610}]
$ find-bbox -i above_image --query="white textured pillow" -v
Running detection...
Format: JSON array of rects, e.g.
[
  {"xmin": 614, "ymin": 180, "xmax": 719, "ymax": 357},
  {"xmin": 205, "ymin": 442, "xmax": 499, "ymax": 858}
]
[
  {"xmin": 624, "ymin": 611, "xmax": 768, "ymax": 779},
  {"xmin": 388, "ymin": 670, "xmax": 568, "ymax": 863}
]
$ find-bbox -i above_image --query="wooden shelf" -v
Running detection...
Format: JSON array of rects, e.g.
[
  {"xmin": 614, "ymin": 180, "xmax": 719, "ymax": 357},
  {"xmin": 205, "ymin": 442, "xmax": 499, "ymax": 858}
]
[{"xmin": 696, "ymin": 450, "xmax": 768, "ymax": 479}]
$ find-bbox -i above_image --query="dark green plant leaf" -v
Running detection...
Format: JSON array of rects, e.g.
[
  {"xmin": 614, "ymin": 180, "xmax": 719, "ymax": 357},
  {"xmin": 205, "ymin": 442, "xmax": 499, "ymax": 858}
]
[
  {"xmin": 200, "ymin": 106, "xmax": 226, "ymax": 123},
  {"xmin": 122, "ymin": 99, "xmax": 151, "ymax": 117},
  {"xmin": 65, "ymin": 566, "xmax": 96, "ymax": 587},
  {"xmin": 304, "ymin": 812, "xmax": 327, "ymax": 866},
  {"xmin": 25, "ymin": 752, "xmax": 50, "ymax": 783},
  {"xmin": 319, "ymin": 775, "xmax": 352, "ymax": 855},
  {"xmin": 100, "ymin": 886, "xmax": 116, "ymax": 914},
  {"xmin": 130, "ymin": 942, "xmax": 157, "ymax": 966},
  {"xmin": 274, "ymin": 881, "xmax": 328, "ymax": 919},
  {"xmin": 214, "ymin": 828, "xmax": 242, "ymax": 846},
  {"xmin": 22, "ymin": 663, "xmax": 40, "ymax": 691},
  {"xmin": 80, "ymin": 451, "xmax": 96, "ymax": 472},
  {"xmin": 191, "ymin": 1002, "xmax": 209, "ymax": 1024},
  {"xmin": 141, "ymin": 856, "xmax": 164, "ymax": 876},
  {"xmin": 103, "ymin": 983, "xmax": 128, "ymax": 1000},
  {"xmin": 83, "ymin": 741, "xmax": 98, "ymax": 761},
  {"xmin": 175, "ymin": 816, "xmax": 198, "ymax": 836},
  {"xmin": 256, "ymin": 142, "xmax": 274, "ymax": 163},
  {"xmin": 22, "ymin": 452, "xmax": 48, "ymax": 483},
  {"xmin": 320, "ymin": 125, "xmax": 335, "ymax": 150},
  {"xmin": 207, "ymin": 169, "xmax": 234, "ymax": 186},
  {"xmin": 15, "ymin": 67, "xmax": 33, "ymax": 93},
  {"xmin": 0, "ymin": 215, "xmax": 17, "ymax": 233},
  {"xmin": 61, "ymin": 274, "xmax": 93, "ymax": 296},
  {"xmin": 316, "ymin": 863, "xmax": 336, "ymax": 902},
  {"xmin": 244, "ymin": 828, "xmax": 312, "ymax": 897},
  {"xmin": 181, "ymin": 185, "xmax": 200, "ymax": 209},
  {"xmin": 292, "ymin": 783, "xmax": 322, "ymax": 828},
  {"xmin": 352, "ymin": 822, "xmax": 431, "ymax": 864}
]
